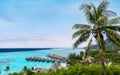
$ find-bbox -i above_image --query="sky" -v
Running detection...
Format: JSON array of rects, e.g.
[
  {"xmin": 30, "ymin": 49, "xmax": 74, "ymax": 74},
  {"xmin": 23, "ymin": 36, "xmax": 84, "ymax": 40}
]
[{"xmin": 0, "ymin": 0, "xmax": 120, "ymax": 48}]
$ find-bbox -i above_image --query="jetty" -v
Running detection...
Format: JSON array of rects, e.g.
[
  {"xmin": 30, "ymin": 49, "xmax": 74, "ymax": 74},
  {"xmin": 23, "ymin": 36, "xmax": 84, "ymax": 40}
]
[
  {"xmin": 25, "ymin": 57, "xmax": 59, "ymax": 62},
  {"xmin": 25, "ymin": 54, "xmax": 67, "ymax": 62},
  {"xmin": 47, "ymin": 54, "xmax": 67, "ymax": 61}
]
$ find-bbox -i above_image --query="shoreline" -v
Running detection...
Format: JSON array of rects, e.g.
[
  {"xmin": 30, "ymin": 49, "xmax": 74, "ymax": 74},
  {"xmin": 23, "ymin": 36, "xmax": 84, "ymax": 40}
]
[
  {"xmin": 0, "ymin": 48, "xmax": 83, "ymax": 75},
  {"xmin": 0, "ymin": 48, "xmax": 53, "ymax": 53}
]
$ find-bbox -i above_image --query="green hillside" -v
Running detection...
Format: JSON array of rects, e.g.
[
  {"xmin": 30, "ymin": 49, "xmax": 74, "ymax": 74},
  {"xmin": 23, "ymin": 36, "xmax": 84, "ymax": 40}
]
[{"xmin": 92, "ymin": 39, "xmax": 118, "ymax": 50}]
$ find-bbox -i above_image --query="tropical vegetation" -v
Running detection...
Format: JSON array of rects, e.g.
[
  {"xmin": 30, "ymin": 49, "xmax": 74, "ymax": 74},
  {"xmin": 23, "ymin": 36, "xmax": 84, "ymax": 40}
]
[
  {"xmin": 1, "ymin": 0, "xmax": 120, "ymax": 75},
  {"xmin": 8, "ymin": 64, "xmax": 120, "ymax": 75},
  {"xmin": 67, "ymin": 51, "xmax": 84, "ymax": 66},
  {"xmin": 72, "ymin": 0, "xmax": 120, "ymax": 75}
]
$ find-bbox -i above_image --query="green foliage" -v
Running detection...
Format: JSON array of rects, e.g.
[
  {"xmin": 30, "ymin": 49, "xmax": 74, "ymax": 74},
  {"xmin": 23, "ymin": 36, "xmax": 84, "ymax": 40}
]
[
  {"xmin": 88, "ymin": 48, "xmax": 120, "ymax": 64},
  {"xmin": 9, "ymin": 65, "xmax": 120, "ymax": 75},
  {"xmin": 23, "ymin": 66, "xmax": 27, "ymax": 72},
  {"xmin": 73, "ymin": 0, "xmax": 120, "ymax": 74},
  {"xmin": 5, "ymin": 66, "xmax": 10, "ymax": 72},
  {"xmin": 9, "ymin": 72, "xmax": 24, "ymax": 75},
  {"xmin": 107, "ymin": 65, "xmax": 120, "ymax": 75},
  {"xmin": 9, "ymin": 66, "xmax": 35, "ymax": 75},
  {"xmin": 67, "ymin": 52, "xmax": 84, "ymax": 66},
  {"xmin": 5, "ymin": 66, "xmax": 10, "ymax": 75},
  {"xmin": 31, "ymin": 67, "xmax": 34, "ymax": 70}
]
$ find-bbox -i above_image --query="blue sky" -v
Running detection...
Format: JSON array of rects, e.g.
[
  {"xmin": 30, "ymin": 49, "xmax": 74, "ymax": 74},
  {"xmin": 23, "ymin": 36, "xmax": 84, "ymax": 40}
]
[{"xmin": 0, "ymin": 0, "xmax": 120, "ymax": 48}]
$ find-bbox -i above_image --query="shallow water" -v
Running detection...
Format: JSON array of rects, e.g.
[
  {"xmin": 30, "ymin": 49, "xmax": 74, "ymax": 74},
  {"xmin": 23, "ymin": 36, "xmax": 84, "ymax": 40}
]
[{"xmin": 0, "ymin": 48, "xmax": 83, "ymax": 74}]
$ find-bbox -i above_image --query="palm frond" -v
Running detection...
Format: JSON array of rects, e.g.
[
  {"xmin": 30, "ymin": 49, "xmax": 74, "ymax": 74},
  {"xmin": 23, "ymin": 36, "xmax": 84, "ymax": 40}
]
[
  {"xmin": 98, "ymin": 0, "xmax": 109, "ymax": 14},
  {"xmin": 73, "ymin": 31, "xmax": 91, "ymax": 49},
  {"xmin": 80, "ymin": 3, "xmax": 91, "ymax": 13},
  {"xmin": 107, "ymin": 17, "xmax": 120, "ymax": 25},
  {"xmin": 105, "ymin": 28, "xmax": 120, "ymax": 46},
  {"xmin": 80, "ymin": 4, "xmax": 96, "ymax": 24},
  {"xmin": 103, "ymin": 10, "xmax": 117, "ymax": 17},
  {"xmin": 91, "ymin": 3, "xmax": 97, "ymax": 16},
  {"xmin": 72, "ymin": 24, "xmax": 91, "ymax": 29},
  {"xmin": 105, "ymin": 26, "xmax": 120, "ymax": 31},
  {"xmin": 72, "ymin": 29, "xmax": 91, "ymax": 39},
  {"xmin": 88, "ymin": 3, "xmax": 98, "ymax": 24},
  {"xmin": 87, "ymin": 11, "xmax": 96, "ymax": 24}
]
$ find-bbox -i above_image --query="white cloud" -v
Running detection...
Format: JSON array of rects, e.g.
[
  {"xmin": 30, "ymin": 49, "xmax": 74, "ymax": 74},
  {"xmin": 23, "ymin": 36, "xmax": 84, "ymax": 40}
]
[
  {"xmin": 0, "ymin": 36, "xmax": 74, "ymax": 48},
  {"xmin": 0, "ymin": 0, "xmax": 99, "ymax": 48}
]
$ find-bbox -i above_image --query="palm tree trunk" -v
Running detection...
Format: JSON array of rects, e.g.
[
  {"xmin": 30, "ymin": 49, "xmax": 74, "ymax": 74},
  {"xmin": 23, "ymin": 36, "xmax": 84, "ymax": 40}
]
[
  {"xmin": 97, "ymin": 31, "xmax": 107, "ymax": 75},
  {"xmin": 101, "ymin": 58, "xmax": 107, "ymax": 75},
  {"xmin": 99, "ymin": 49, "xmax": 107, "ymax": 75}
]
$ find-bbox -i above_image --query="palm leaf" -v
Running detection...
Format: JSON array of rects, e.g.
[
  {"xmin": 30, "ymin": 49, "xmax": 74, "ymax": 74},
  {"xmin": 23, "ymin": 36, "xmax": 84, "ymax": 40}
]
[
  {"xmin": 105, "ymin": 26, "xmax": 120, "ymax": 31},
  {"xmin": 107, "ymin": 17, "xmax": 120, "ymax": 25},
  {"xmin": 80, "ymin": 4, "xmax": 96, "ymax": 24},
  {"xmin": 105, "ymin": 28, "xmax": 120, "ymax": 46},
  {"xmin": 91, "ymin": 3, "xmax": 97, "ymax": 16},
  {"xmin": 97, "ymin": 0, "xmax": 109, "ymax": 14},
  {"xmin": 73, "ymin": 31, "xmax": 91, "ymax": 48},
  {"xmin": 80, "ymin": 3, "xmax": 91, "ymax": 13},
  {"xmin": 72, "ymin": 29, "xmax": 91, "ymax": 39},
  {"xmin": 72, "ymin": 24, "xmax": 91, "ymax": 29},
  {"xmin": 103, "ymin": 10, "xmax": 117, "ymax": 17}
]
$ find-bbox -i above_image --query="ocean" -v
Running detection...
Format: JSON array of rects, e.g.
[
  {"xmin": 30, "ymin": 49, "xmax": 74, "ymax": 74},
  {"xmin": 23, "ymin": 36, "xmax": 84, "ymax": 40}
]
[{"xmin": 0, "ymin": 48, "xmax": 84, "ymax": 74}]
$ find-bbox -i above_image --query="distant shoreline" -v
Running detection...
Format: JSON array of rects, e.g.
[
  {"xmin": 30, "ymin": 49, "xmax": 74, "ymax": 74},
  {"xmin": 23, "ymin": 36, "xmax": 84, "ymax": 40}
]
[{"xmin": 0, "ymin": 48, "xmax": 53, "ymax": 52}]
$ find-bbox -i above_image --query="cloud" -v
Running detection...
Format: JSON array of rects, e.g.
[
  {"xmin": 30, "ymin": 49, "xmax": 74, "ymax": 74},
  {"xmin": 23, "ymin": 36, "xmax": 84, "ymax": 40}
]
[
  {"xmin": 0, "ymin": 0, "xmax": 103, "ymax": 48},
  {"xmin": 0, "ymin": 36, "xmax": 73, "ymax": 48}
]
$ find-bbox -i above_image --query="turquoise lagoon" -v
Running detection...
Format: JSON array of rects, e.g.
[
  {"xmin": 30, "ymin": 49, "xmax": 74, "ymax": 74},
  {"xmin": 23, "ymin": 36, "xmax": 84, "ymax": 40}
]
[{"xmin": 0, "ymin": 48, "xmax": 83, "ymax": 74}]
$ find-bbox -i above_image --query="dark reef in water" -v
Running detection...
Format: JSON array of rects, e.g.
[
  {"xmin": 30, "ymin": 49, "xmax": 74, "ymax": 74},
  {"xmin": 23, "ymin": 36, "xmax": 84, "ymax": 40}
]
[{"xmin": 0, "ymin": 48, "xmax": 53, "ymax": 52}]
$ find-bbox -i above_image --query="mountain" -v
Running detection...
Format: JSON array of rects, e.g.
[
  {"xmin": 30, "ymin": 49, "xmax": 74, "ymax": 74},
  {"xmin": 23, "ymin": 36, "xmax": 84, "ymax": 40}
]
[{"xmin": 91, "ymin": 39, "xmax": 117, "ymax": 49}]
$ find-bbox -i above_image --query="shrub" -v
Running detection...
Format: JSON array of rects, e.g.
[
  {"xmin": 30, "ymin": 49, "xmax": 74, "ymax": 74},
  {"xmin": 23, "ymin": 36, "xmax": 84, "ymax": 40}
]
[{"xmin": 9, "ymin": 65, "xmax": 120, "ymax": 75}]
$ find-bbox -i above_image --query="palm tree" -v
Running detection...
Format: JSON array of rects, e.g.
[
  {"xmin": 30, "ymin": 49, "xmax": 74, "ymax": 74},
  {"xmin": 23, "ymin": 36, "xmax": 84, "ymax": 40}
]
[
  {"xmin": 5, "ymin": 66, "xmax": 10, "ymax": 74},
  {"xmin": 0, "ymin": 70, "xmax": 1, "ymax": 74},
  {"xmin": 23, "ymin": 66, "xmax": 28, "ymax": 75},
  {"xmin": 72, "ymin": 0, "xmax": 120, "ymax": 75}
]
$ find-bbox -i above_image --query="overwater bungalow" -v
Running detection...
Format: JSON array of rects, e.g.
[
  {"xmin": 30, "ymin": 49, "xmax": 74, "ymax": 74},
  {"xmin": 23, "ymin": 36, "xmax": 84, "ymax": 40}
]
[
  {"xmin": 47, "ymin": 54, "xmax": 67, "ymax": 61},
  {"xmin": 25, "ymin": 57, "xmax": 56, "ymax": 62}
]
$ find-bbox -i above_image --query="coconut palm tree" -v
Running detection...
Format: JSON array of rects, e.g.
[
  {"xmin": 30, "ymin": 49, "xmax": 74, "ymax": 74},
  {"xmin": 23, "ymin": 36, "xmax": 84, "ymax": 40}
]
[
  {"xmin": 5, "ymin": 66, "xmax": 10, "ymax": 74},
  {"xmin": 72, "ymin": 0, "xmax": 120, "ymax": 75}
]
